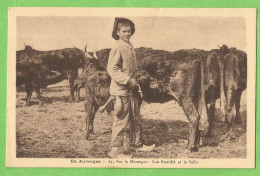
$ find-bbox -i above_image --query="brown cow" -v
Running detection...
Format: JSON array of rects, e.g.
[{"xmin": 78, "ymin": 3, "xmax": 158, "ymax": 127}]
[
  {"xmin": 17, "ymin": 44, "xmax": 93, "ymax": 102},
  {"xmin": 84, "ymin": 48, "xmax": 210, "ymax": 151},
  {"xmin": 84, "ymin": 68, "xmax": 159, "ymax": 140},
  {"xmin": 137, "ymin": 49, "xmax": 209, "ymax": 151},
  {"xmin": 16, "ymin": 63, "xmax": 66, "ymax": 106},
  {"xmin": 219, "ymin": 45, "xmax": 247, "ymax": 140},
  {"xmin": 74, "ymin": 52, "xmax": 105, "ymax": 102}
]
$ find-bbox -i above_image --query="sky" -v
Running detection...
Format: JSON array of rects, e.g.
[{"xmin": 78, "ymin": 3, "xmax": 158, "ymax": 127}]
[{"xmin": 16, "ymin": 16, "xmax": 246, "ymax": 52}]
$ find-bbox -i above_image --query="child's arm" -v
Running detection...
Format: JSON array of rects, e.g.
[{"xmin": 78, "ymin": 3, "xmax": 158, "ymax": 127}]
[{"xmin": 107, "ymin": 48, "xmax": 130, "ymax": 85}]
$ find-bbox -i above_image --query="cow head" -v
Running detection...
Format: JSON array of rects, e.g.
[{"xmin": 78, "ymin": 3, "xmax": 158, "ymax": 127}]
[
  {"xmin": 84, "ymin": 44, "xmax": 94, "ymax": 59},
  {"xmin": 132, "ymin": 69, "xmax": 161, "ymax": 101},
  {"xmin": 133, "ymin": 69, "xmax": 158, "ymax": 88},
  {"xmin": 219, "ymin": 44, "xmax": 229, "ymax": 58},
  {"xmin": 83, "ymin": 45, "xmax": 105, "ymax": 71},
  {"xmin": 23, "ymin": 42, "xmax": 34, "ymax": 51}
]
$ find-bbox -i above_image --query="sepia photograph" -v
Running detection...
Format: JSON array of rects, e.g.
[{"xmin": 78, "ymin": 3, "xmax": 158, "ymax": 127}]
[{"xmin": 6, "ymin": 8, "xmax": 256, "ymax": 168}]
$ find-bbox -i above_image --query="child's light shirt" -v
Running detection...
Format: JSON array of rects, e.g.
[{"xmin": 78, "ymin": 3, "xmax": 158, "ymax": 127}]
[{"xmin": 107, "ymin": 39, "xmax": 137, "ymax": 96}]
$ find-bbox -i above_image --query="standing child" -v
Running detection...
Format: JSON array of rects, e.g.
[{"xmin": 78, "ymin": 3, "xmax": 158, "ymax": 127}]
[{"xmin": 107, "ymin": 17, "xmax": 155, "ymax": 158}]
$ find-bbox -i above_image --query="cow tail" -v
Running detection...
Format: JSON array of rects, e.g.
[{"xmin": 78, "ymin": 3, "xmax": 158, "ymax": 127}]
[
  {"xmin": 242, "ymin": 52, "xmax": 247, "ymax": 89},
  {"xmin": 219, "ymin": 55, "xmax": 226, "ymax": 121},
  {"xmin": 198, "ymin": 53, "xmax": 209, "ymax": 131},
  {"xmin": 79, "ymin": 51, "xmax": 86, "ymax": 68}
]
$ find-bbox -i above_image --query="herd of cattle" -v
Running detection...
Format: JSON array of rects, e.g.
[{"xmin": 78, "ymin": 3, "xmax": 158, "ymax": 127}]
[{"xmin": 16, "ymin": 43, "xmax": 247, "ymax": 152}]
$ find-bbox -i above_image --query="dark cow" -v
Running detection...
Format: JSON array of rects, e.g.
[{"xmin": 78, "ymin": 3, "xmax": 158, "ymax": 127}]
[
  {"xmin": 87, "ymin": 47, "xmax": 172, "ymax": 69},
  {"xmin": 85, "ymin": 48, "xmax": 209, "ymax": 151},
  {"xmin": 74, "ymin": 54, "xmax": 105, "ymax": 102},
  {"xmin": 17, "ymin": 63, "xmax": 66, "ymax": 106},
  {"xmin": 83, "ymin": 48, "xmax": 210, "ymax": 151},
  {"xmin": 136, "ymin": 49, "xmax": 210, "ymax": 151},
  {"xmin": 81, "ymin": 46, "xmax": 247, "ymax": 151},
  {"xmin": 218, "ymin": 45, "xmax": 247, "ymax": 140},
  {"xmin": 84, "ymin": 68, "xmax": 159, "ymax": 140},
  {"xmin": 17, "ymin": 44, "xmax": 93, "ymax": 102},
  {"xmin": 75, "ymin": 47, "xmax": 175, "ymax": 102},
  {"xmin": 203, "ymin": 49, "xmax": 221, "ymax": 137}
]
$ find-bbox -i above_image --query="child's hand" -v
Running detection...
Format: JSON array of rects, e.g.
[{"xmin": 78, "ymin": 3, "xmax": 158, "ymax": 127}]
[{"xmin": 127, "ymin": 78, "xmax": 137, "ymax": 89}]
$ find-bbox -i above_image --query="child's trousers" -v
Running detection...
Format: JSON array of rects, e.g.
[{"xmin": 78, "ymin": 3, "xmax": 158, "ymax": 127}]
[{"xmin": 110, "ymin": 93, "xmax": 143, "ymax": 149}]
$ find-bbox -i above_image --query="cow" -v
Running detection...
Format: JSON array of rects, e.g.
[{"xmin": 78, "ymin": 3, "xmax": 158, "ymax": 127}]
[
  {"xmin": 85, "ymin": 48, "xmax": 209, "ymax": 151},
  {"xmin": 218, "ymin": 45, "xmax": 247, "ymax": 140},
  {"xmin": 82, "ymin": 48, "xmax": 210, "ymax": 151},
  {"xmin": 87, "ymin": 47, "xmax": 172, "ymax": 69},
  {"xmin": 135, "ymin": 49, "xmax": 210, "ymax": 152},
  {"xmin": 16, "ymin": 63, "xmax": 66, "ymax": 106},
  {"xmin": 17, "ymin": 44, "xmax": 93, "ymax": 102},
  {"xmin": 82, "ymin": 46, "xmax": 247, "ymax": 151},
  {"xmin": 75, "ymin": 47, "xmax": 174, "ymax": 102},
  {"xmin": 83, "ymin": 67, "xmax": 159, "ymax": 140},
  {"xmin": 74, "ymin": 53, "xmax": 106, "ymax": 102}
]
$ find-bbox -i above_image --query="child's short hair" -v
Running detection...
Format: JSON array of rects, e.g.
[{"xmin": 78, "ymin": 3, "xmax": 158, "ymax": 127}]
[
  {"xmin": 116, "ymin": 21, "xmax": 132, "ymax": 32},
  {"xmin": 112, "ymin": 17, "xmax": 135, "ymax": 40}
]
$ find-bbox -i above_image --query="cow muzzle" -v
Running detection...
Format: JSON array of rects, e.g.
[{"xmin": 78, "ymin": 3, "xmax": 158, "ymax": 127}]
[{"xmin": 149, "ymin": 80, "xmax": 159, "ymax": 89}]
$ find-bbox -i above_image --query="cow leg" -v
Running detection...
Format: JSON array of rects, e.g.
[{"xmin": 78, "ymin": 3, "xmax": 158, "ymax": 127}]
[
  {"xmin": 89, "ymin": 103, "xmax": 99, "ymax": 134},
  {"xmin": 221, "ymin": 89, "xmax": 236, "ymax": 141},
  {"xmin": 75, "ymin": 88, "xmax": 80, "ymax": 102},
  {"xmin": 34, "ymin": 86, "xmax": 42, "ymax": 106},
  {"xmin": 206, "ymin": 103, "xmax": 215, "ymax": 137},
  {"xmin": 68, "ymin": 72, "xmax": 77, "ymax": 102},
  {"xmin": 194, "ymin": 125, "xmax": 200, "ymax": 148},
  {"xmin": 85, "ymin": 100, "xmax": 93, "ymax": 140},
  {"xmin": 182, "ymin": 98, "xmax": 200, "ymax": 152},
  {"xmin": 219, "ymin": 61, "xmax": 227, "ymax": 121},
  {"xmin": 25, "ymin": 84, "xmax": 33, "ymax": 106},
  {"xmin": 69, "ymin": 78, "xmax": 75, "ymax": 102},
  {"xmin": 235, "ymin": 90, "xmax": 242, "ymax": 123}
]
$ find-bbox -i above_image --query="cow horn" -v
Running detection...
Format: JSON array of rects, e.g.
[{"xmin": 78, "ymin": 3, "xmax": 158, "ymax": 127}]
[
  {"xmin": 84, "ymin": 44, "xmax": 93, "ymax": 59},
  {"xmin": 217, "ymin": 45, "xmax": 221, "ymax": 48},
  {"xmin": 93, "ymin": 49, "xmax": 98, "ymax": 59},
  {"xmin": 24, "ymin": 41, "xmax": 27, "ymax": 47},
  {"xmin": 84, "ymin": 44, "xmax": 87, "ymax": 53}
]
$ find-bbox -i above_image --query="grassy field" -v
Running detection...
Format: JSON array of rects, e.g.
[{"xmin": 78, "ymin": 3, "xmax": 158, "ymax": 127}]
[{"xmin": 16, "ymin": 80, "xmax": 247, "ymax": 158}]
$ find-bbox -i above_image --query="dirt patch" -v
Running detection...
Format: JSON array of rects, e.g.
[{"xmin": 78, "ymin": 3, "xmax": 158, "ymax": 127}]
[{"xmin": 16, "ymin": 80, "xmax": 247, "ymax": 158}]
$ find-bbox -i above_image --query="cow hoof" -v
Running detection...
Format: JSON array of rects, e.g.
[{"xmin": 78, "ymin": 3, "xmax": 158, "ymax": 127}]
[
  {"xmin": 89, "ymin": 130, "xmax": 94, "ymax": 135},
  {"xmin": 186, "ymin": 146, "xmax": 198, "ymax": 152},
  {"xmin": 26, "ymin": 101, "xmax": 31, "ymax": 106},
  {"xmin": 220, "ymin": 131, "xmax": 236, "ymax": 142},
  {"xmin": 220, "ymin": 133, "xmax": 229, "ymax": 142},
  {"xmin": 69, "ymin": 97, "xmax": 74, "ymax": 103},
  {"xmin": 185, "ymin": 144, "xmax": 199, "ymax": 152},
  {"xmin": 205, "ymin": 133, "xmax": 213, "ymax": 138},
  {"xmin": 229, "ymin": 133, "xmax": 236, "ymax": 141},
  {"xmin": 236, "ymin": 118, "xmax": 242, "ymax": 124},
  {"xmin": 190, "ymin": 147, "xmax": 199, "ymax": 152}
]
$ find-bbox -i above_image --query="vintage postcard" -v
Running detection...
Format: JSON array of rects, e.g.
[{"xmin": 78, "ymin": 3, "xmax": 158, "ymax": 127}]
[{"xmin": 6, "ymin": 8, "xmax": 256, "ymax": 168}]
